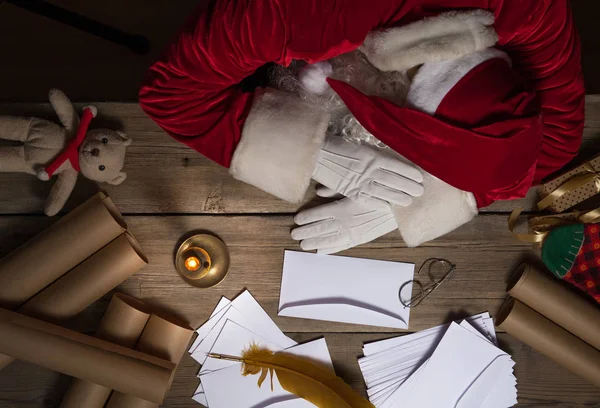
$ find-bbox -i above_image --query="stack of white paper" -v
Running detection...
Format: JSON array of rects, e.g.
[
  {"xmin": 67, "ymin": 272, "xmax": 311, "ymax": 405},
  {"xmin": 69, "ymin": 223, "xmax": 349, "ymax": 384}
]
[
  {"xmin": 189, "ymin": 290, "xmax": 334, "ymax": 407},
  {"xmin": 279, "ymin": 251, "xmax": 415, "ymax": 329},
  {"xmin": 359, "ymin": 313, "xmax": 518, "ymax": 408}
]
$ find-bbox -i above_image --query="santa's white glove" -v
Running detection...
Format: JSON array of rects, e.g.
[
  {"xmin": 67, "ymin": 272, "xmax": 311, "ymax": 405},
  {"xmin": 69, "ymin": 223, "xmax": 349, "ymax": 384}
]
[
  {"xmin": 292, "ymin": 196, "xmax": 398, "ymax": 254},
  {"xmin": 312, "ymin": 137, "xmax": 424, "ymax": 208}
]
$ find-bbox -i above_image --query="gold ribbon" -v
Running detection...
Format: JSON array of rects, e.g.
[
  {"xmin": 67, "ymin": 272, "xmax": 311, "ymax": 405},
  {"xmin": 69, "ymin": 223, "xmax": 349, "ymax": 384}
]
[
  {"xmin": 508, "ymin": 208, "xmax": 548, "ymax": 243},
  {"xmin": 537, "ymin": 163, "xmax": 600, "ymax": 211},
  {"xmin": 579, "ymin": 207, "xmax": 600, "ymax": 223},
  {"xmin": 508, "ymin": 207, "xmax": 600, "ymax": 243}
]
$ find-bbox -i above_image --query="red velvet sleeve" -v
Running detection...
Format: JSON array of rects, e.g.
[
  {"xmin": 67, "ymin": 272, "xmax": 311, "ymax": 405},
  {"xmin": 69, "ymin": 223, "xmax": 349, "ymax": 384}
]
[
  {"xmin": 494, "ymin": 0, "xmax": 584, "ymax": 183},
  {"xmin": 139, "ymin": 0, "xmax": 412, "ymax": 167}
]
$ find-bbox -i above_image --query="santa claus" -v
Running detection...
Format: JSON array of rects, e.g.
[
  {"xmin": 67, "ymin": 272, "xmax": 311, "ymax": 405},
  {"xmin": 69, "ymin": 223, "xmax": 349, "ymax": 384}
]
[{"xmin": 139, "ymin": 0, "xmax": 584, "ymax": 252}]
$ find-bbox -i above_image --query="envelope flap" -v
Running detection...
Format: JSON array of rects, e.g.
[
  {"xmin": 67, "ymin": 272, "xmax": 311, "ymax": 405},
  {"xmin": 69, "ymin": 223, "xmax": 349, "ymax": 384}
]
[{"xmin": 279, "ymin": 298, "xmax": 407, "ymax": 329}]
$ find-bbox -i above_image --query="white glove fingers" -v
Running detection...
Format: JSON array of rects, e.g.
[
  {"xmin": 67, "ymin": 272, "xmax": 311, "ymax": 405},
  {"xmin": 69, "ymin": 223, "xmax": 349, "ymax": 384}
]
[
  {"xmin": 381, "ymin": 160, "xmax": 424, "ymax": 183},
  {"xmin": 361, "ymin": 216, "xmax": 399, "ymax": 242},
  {"xmin": 315, "ymin": 185, "xmax": 343, "ymax": 198},
  {"xmin": 320, "ymin": 147, "xmax": 360, "ymax": 169},
  {"xmin": 375, "ymin": 169, "xmax": 424, "ymax": 197},
  {"xmin": 291, "ymin": 220, "xmax": 338, "ymax": 241},
  {"xmin": 300, "ymin": 233, "xmax": 345, "ymax": 251},
  {"xmin": 294, "ymin": 202, "xmax": 337, "ymax": 225},
  {"xmin": 363, "ymin": 183, "xmax": 413, "ymax": 207}
]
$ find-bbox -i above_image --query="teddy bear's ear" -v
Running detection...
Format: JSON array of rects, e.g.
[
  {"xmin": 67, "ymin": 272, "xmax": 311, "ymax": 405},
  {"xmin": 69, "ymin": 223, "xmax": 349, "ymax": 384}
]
[
  {"xmin": 116, "ymin": 130, "xmax": 132, "ymax": 146},
  {"xmin": 107, "ymin": 172, "xmax": 127, "ymax": 185}
]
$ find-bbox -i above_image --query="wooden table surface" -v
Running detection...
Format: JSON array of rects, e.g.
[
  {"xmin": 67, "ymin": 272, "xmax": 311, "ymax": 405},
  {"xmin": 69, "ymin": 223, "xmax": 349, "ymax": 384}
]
[{"xmin": 0, "ymin": 99, "xmax": 599, "ymax": 407}]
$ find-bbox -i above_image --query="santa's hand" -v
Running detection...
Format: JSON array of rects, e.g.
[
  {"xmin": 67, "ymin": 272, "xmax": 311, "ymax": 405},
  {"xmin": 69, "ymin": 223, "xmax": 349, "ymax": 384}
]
[
  {"xmin": 312, "ymin": 137, "xmax": 424, "ymax": 208},
  {"xmin": 292, "ymin": 198, "xmax": 398, "ymax": 254}
]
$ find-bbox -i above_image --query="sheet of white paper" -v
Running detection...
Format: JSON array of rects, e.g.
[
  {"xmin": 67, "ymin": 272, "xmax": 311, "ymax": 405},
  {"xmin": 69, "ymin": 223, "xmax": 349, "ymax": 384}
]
[
  {"xmin": 279, "ymin": 251, "xmax": 414, "ymax": 329},
  {"xmin": 397, "ymin": 323, "xmax": 509, "ymax": 408},
  {"xmin": 201, "ymin": 320, "xmax": 282, "ymax": 374},
  {"xmin": 191, "ymin": 291, "xmax": 296, "ymax": 364},
  {"xmin": 233, "ymin": 291, "xmax": 296, "ymax": 348},
  {"xmin": 190, "ymin": 297, "xmax": 232, "ymax": 353},
  {"xmin": 201, "ymin": 338, "xmax": 332, "ymax": 408}
]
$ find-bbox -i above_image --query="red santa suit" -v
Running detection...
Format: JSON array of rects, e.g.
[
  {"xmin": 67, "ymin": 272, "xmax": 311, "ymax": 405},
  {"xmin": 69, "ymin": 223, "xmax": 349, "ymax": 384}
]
[{"xmin": 139, "ymin": 0, "xmax": 583, "ymax": 206}]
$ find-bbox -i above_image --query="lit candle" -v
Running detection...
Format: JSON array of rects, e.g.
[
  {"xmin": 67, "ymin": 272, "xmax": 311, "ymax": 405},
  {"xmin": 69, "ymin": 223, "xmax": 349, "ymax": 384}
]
[{"xmin": 185, "ymin": 256, "xmax": 201, "ymax": 271}]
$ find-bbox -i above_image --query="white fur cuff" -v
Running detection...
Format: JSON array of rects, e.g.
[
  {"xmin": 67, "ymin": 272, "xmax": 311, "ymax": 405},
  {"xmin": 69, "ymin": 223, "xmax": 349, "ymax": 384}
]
[
  {"xmin": 360, "ymin": 9, "xmax": 498, "ymax": 72},
  {"xmin": 392, "ymin": 173, "xmax": 478, "ymax": 247},
  {"xmin": 230, "ymin": 89, "xmax": 330, "ymax": 203}
]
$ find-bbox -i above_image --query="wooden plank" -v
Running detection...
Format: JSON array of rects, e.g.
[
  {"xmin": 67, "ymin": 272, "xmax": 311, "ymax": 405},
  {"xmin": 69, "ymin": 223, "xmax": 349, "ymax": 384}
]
[
  {"xmin": 0, "ymin": 213, "xmax": 533, "ymax": 333},
  {"xmin": 0, "ymin": 332, "xmax": 598, "ymax": 408},
  {"xmin": 1, "ymin": 96, "xmax": 599, "ymax": 215}
]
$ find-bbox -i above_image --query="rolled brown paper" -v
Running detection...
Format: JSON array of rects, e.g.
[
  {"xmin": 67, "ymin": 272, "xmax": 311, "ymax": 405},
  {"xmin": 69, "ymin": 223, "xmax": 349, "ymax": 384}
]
[
  {"xmin": 0, "ymin": 233, "xmax": 148, "ymax": 369},
  {"xmin": 508, "ymin": 263, "xmax": 600, "ymax": 350},
  {"xmin": 0, "ymin": 308, "xmax": 175, "ymax": 404},
  {"xmin": 496, "ymin": 298, "xmax": 600, "ymax": 387},
  {"xmin": 20, "ymin": 233, "xmax": 148, "ymax": 322},
  {"xmin": 0, "ymin": 192, "xmax": 126, "ymax": 309},
  {"xmin": 60, "ymin": 294, "xmax": 152, "ymax": 408},
  {"xmin": 106, "ymin": 313, "xmax": 194, "ymax": 408}
]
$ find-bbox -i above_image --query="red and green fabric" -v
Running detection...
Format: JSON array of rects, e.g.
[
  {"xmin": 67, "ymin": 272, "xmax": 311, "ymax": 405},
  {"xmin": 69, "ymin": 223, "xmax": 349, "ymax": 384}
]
[{"xmin": 542, "ymin": 223, "xmax": 600, "ymax": 304}]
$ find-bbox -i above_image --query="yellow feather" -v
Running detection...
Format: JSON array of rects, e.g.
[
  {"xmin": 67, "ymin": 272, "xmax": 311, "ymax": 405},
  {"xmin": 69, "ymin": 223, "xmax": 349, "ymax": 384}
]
[{"xmin": 221, "ymin": 345, "xmax": 374, "ymax": 408}]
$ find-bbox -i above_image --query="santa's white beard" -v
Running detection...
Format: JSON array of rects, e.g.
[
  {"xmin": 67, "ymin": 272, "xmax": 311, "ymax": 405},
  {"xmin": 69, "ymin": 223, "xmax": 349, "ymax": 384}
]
[{"xmin": 269, "ymin": 50, "xmax": 410, "ymax": 148}]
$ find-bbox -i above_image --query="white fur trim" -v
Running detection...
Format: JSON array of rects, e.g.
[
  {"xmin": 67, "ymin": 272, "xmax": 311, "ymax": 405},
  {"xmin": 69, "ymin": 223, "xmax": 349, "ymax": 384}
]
[
  {"xmin": 376, "ymin": 149, "xmax": 477, "ymax": 247},
  {"xmin": 406, "ymin": 48, "xmax": 510, "ymax": 115},
  {"xmin": 37, "ymin": 169, "xmax": 50, "ymax": 181},
  {"xmin": 82, "ymin": 105, "xmax": 98, "ymax": 117},
  {"xmin": 360, "ymin": 10, "xmax": 498, "ymax": 72},
  {"xmin": 230, "ymin": 89, "xmax": 329, "ymax": 203},
  {"xmin": 392, "ymin": 172, "xmax": 478, "ymax": 247},
  {"xmin": 299, "ymin": 62, "xmax": 333, "ymax": 95}
]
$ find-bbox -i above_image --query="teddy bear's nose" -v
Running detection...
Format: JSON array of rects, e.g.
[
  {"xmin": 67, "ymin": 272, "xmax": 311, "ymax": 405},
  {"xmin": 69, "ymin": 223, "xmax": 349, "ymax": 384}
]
[{"xmin": 91, "ymin": 148, "xmax": 100, "ymax": 157}]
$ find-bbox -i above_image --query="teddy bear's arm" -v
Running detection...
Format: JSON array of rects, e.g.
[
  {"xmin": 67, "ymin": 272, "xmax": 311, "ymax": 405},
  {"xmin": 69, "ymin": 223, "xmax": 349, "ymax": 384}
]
[
  {"xmin": 48, "ymin": 89, "xmax": 80, "ymax": 137},
  {"xmin": 44, "ymin": 168, "xmax": 78, "ymax": 216}
]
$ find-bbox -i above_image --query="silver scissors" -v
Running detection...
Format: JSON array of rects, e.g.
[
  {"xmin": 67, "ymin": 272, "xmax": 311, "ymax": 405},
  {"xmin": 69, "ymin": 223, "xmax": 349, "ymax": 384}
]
[{"xmin": 400, "ymin": 258, "xmax": 456, "ymax": 308}]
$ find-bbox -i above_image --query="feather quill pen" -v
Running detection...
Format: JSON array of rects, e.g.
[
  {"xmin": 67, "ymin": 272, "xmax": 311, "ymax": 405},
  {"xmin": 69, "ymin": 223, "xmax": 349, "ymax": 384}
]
[{"xmin": 209, "ymin": 344, "xmax": 374, "ymax": 408}]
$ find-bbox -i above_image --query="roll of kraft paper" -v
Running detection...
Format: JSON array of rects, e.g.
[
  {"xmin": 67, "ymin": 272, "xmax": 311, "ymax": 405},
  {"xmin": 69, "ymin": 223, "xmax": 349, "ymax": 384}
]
[
  {"xmin": 0, "ymin": 233, "xmax": 148, "ymax": 369},
  {"xmin": 508, "ymin": 264, "xmax": 600, "ymax": 350},
  {"xmin": 60, "ymin": 294, "xmax": 152, "ymax": 408},
  {"xmin": 20, "ymin": 233, "xmax": 148, "ymax": 322},
  {"xmin": 496, "ymin": 298, "xmax": 600, "ymax": 387},
  {"xmin": 106, "ymin": 313, "xmax": 194, "ymax": 408},
  {"xmin": 0, "ymin": 308, "xmax": 175, "ymax": 404},
  {"xmin": 0, "ymin": 192, "xmax": 126, "ymax": 308}
]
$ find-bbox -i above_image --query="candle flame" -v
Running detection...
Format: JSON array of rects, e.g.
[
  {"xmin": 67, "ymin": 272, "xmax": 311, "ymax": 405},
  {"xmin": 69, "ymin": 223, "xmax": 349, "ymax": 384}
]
[{"xmin": 185, "ymin": 256, "xmax": 200, "ymax": 271}]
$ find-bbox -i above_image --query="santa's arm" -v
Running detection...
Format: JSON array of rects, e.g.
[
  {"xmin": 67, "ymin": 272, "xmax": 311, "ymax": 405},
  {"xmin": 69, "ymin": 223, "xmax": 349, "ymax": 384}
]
[
  {"xmin": 139, "ymin": 0, "xmax": 414, "ymax": 203},
  {"xmin": 495, "ymin": 0, "xmax": 584, "ymax": 183}
]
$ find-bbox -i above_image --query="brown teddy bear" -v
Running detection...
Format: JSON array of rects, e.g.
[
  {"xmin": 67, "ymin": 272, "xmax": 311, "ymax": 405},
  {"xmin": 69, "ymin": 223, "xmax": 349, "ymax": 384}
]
[{"xmin": 0, "ymin": 89, "xmax": 130, "ymax": 216}]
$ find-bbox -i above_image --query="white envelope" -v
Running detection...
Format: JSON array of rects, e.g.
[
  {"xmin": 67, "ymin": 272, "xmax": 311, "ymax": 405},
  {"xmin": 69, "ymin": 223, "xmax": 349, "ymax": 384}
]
[
  {"xmin": 278, "ymin": 251, "xmax": 414, "ymax": 329},
  {"xmin": 394, "ymin": 323, "xmax": 512, "ymax": 408},
  {"xmin": 201, "ymin": 336, "xmax": 332, "ymax": 408}
]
